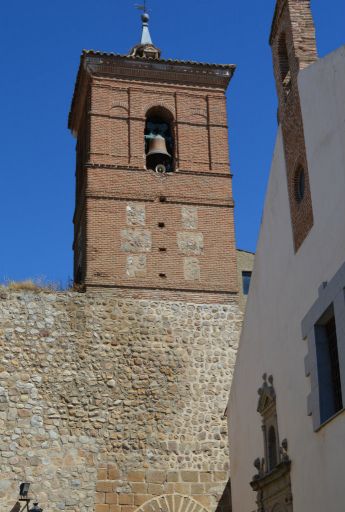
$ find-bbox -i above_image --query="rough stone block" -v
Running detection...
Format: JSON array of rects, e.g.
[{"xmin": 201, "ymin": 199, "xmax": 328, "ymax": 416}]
[
  {"xmin": 200, "ymin": 472, "xmax": 212, "ymax": 483},
  {"xmin": 190, "ymin": 484, "xmax": 204, "ymax": 495},
  {"xmin": 126, "ymin": 255, "xmax": 147, "ymax": 278},
  {"xmin": 95, "ymin": 505, "xmax": 110, "ymax": 512},
  {"xmin": 118, "ymin": 494, "xmax": 134, "ymax": 505},
  {"xmin": 96, "ymin": 493, "xmax": 106, "ymax": 504},
  {"xmin": 106, "ymin": 494, "xmax": 118, "ymax": 504},
  {"xmin": 97, "ymin": 482, "xmax": 114, "ymax": 493},
  {"xmin": 204, "ymin": 483, "xmax": 222, "ymax": 494},
  {"xmin": 108, "ymin": 468, "xmax": 121, "ymax": 480},
  {"xmin": 184, "ymin": 257, "xmax": 200, "ymax": 281},
  {"xmin": 177, "ymin": 232, "xmax": 204, "ymax": 255},
  {"xmin": 121, "ymin": 506, "xmax": 136, "ymax": 512},
  {"xmin": 167, "ymin": 472, "xmax": 179, "ymax": 483},
  {"xmin": 181, "ymin": 471, "xmax": 199, "ymax": 483},
  {"xmin": 146, "ymin": 471, "xmax": 166, "ymax": 484},
  {"xmin": 98, "ymin": 469, "xmax": 108, "ymax": 480},
  {"xmin": 112, "ymin": 481, "xmax": 122, "ymax": 492},
  {"xmin": 173, "ymin": 483, "xmax": 189, "ymax": 494},
  {"xmin": 181, "ymin": 206, "xmax": 198, "ymax": 230},
  {"xmin": 121, "ymin": 229, "xmax": 152, "ymax": 253},
  {"xmin": 147, "ymin": 483, "xmax": 164, "ymax": 495},
  {"xmin": 134, "ymin": 494, "xmax": 152, "ymax": 506},
  {"xmin": 128, "ymin": 471, "xmax": 145, "ymax": 482},
  {"xmin": 164, "ymin": 483, "xmax": 175, "ymax": 494},
  {"xmin": 126, "ymin": 203, "xmax": 146, "ymax": 226},
  {"xmin": 109, "ymin": 506, "xmax": 121, "ymax": 512},
  {"xmin": 130, "ymin": 483, "xmax": 147, "ymax": 493},
  {"xmin": 213, "ymin": 471, "xmax": 228, "ymax": 481}
]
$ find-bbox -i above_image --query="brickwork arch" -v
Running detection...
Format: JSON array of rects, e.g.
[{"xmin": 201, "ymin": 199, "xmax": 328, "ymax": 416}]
[
  {"xmin": 145, "ymin": 102, "xmax": 175, "ymax": 123},
  {"xmin": 135, "ymin": 494, "xmax": 210, "ymax": 512}
]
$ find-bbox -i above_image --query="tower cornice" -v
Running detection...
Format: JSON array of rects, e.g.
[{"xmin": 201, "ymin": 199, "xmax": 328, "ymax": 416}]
[
  {"xmin": 68, "ymin": 50, "xmax": 235, "ymax": 133},
  {"xmin": 269, "ymin": 0, "xmax": 288, "ymax": 44}
]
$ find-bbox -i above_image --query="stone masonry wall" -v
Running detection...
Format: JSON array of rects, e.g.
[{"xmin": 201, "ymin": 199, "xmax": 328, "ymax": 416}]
[{"xmin": 0, "ymin": 289, "xmax": 242, "ymax": 512}]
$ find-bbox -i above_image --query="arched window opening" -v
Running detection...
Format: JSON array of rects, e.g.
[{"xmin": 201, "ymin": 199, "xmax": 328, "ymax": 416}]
[
  {"xmin": 145, "ymin": 107, "xmax": 174, "ymax": 173},
  {"xmin": 294, "ymin": 165, "xmax": 305, "ymax": 203},
  {"xmin": 268, "ymin": 426, "xmax": 278, "ymax": 471},
  {"xmin": 278, "ymin": 34, "xmax": 291, "ymax": 96}
]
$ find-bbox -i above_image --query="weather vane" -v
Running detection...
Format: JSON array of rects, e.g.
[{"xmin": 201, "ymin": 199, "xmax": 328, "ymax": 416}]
[{"xmin": 135, "ymin": 1, "xmax": 148, "ymax": 14}]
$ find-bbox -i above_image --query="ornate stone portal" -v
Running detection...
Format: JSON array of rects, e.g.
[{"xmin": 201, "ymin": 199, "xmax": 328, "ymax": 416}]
[{"xmin": 250, "ymin": 375, "xmax": 293, "ymax": 512}]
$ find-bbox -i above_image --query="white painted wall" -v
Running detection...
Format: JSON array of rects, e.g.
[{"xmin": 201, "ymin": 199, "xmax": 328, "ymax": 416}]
[{"xmin": 228, "ymin": 45, "xmax": 345, "ymax": 512}]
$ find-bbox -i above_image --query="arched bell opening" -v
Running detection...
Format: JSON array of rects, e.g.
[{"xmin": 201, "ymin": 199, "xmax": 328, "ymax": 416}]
[
  {"xmin": 278, "ymin": 33, "xmax": 291, "ymax": 97},
  {"xmin": 145, "ymin": 107, "xmax": 175, "ymax": 173}
]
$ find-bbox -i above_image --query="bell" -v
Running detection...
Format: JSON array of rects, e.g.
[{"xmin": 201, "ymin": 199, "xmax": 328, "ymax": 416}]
[{"xmin": 147, "ymin": 135, "xmax": 171, "ymax": 158}]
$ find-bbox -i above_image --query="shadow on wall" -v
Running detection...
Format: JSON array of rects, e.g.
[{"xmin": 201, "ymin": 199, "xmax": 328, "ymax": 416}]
[{"xmin": 215, "ymin": 480, "xmax": 232, "ymax": 512}]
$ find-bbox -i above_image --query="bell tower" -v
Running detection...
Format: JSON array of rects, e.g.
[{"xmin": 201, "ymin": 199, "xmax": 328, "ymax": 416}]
[
  {"xmin": 69, "ymin": 10, "xmax": 238, "ymax": 302},
  {"xmin": 270, "ymin": 0, "xmax": 318, "ymax": 251}
]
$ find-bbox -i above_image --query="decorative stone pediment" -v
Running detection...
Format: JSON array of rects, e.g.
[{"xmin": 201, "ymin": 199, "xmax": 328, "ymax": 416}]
[
  {"xmin": 257, "ymin": 374, "xmax": 276, "ymax": 415},
  {"xmin": 251, "ymin": 375, "xmax": 293, "ymax": 512},
  {"xmin": 129, "ymin": 43, "xmax": 161, "ymax": 60}
]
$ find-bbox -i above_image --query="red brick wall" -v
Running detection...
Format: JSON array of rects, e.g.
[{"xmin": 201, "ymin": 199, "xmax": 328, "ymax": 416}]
[
  {"xmin": 270, "ymin": 0, "xmax": 317, "ymax": 251},
  {"xmin": 72, "ymin": 66, "xmax": 237, "ymax": 300}
]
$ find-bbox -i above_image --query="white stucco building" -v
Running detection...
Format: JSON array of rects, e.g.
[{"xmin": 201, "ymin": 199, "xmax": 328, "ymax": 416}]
[{"xmin": 228, "ymin": 1, "xmax": 345, "ymax": 511}]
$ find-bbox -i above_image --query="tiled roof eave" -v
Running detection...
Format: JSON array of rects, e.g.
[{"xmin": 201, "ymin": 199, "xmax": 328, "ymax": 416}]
[
  {"xmin": 68, "ymin": 49, "xmax": 236, "ymax": 133},
  {"xmin": 82, "ymin": 49, "xmax": 236, "ymax": 73}
]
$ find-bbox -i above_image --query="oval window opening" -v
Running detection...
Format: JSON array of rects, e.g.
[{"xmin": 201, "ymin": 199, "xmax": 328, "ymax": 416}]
[{"xmin": 295, "ymin": 166, "xmax": 305, "ymax": 203}]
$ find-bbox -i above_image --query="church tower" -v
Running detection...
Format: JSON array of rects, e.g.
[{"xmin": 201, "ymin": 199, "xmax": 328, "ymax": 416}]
[
  {"xmin": 270, "ymin": 0, "xmax": 317, "ymax": 251},
  {"xmin": 69, "ymin": 11, "xmax": 238, "ymax": 302}
]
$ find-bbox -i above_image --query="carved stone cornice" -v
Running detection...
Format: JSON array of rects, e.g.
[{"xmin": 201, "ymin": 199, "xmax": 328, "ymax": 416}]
[{"xmin": 250, "ymin": 460, "xmax": 291, "ymax": 491}]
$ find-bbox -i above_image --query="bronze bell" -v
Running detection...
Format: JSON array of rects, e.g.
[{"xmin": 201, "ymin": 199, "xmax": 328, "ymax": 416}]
[{"xmin": 147, "ymin": 135, "xmax": 171, "ymax": 158}]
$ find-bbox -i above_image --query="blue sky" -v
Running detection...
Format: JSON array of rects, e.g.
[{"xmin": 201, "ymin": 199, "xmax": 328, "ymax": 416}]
[{"xmin": 0, "ymin": 1, "xmax": 343, "ymax": 286}]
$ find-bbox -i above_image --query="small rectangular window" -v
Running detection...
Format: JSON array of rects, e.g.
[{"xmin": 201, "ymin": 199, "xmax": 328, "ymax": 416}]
[
  {"xmin": 242, "ymin": 271, "xmax": 252, "ymax": 295},
  {"xmin": 159, "ymin": 273, "xmax": 167, "ymax": 279},
  {"xmin": 158, "ymin": 222, "xmax": 165, "ymax": 228},
  {"xmin": 315, "ymin": 306, "xmax": 343, "ymax": 424},
  {"xmin": 159, "ymin": 248, "xmax": 167, "ymax": 252}
]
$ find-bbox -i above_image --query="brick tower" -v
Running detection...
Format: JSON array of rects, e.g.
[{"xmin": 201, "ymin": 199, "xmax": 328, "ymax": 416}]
[
  {"xmin": 69, "ymin": 11, "xmax": 237, "ymax": 302},
  {"xmin": 270, "ymin": 0, "xmax": 318, "ymax": 251}
]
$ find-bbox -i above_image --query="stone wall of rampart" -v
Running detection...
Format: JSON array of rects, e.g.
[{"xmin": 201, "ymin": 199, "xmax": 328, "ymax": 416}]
[{"xmin": 0, "ymin": 289, "xmax": 242, "ymax": 512}]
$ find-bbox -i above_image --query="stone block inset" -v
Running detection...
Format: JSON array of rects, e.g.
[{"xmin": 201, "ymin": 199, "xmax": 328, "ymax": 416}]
[
  {"xmin": 184, "ymin": 258, "xmax": 201, "ymax": 281},
  {"xmin": 126, "ymin": 204, "xmax": 146, "ymax": 226},
  {"xmin": 177, "ymin": 233, "xmax": 204, "ymax": 255},
  {"xmin": 182, "ymin": 206, "xmax": 198, "ymax": 230},
  {"xmin": 121, "ymin": 229, "xmax": 152, "ymax": 253},
  {"xmin": 126, "ymin": 255, "xmax": 147, "ymax": 277}
]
